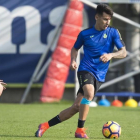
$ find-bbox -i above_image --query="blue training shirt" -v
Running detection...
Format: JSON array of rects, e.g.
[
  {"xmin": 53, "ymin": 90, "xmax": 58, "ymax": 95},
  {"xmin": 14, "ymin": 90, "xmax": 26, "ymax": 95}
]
[{"xmin": 73, "ymin": 26, "xmax": 125, "ymax": 82}]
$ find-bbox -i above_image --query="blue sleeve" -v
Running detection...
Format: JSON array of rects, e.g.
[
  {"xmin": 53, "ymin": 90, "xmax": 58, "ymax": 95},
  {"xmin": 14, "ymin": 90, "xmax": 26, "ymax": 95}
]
[
  {"xmin": 73, "ymin": 31, "xmax": 84, "ymax": 50},
  {"xmin": 113, "ymin": 29, "xmax": 125, "ymax": 49}
]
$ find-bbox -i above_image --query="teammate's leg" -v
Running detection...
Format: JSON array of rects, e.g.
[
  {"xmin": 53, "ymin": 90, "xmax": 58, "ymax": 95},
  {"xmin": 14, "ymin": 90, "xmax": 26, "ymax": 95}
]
[{"xmin": 35, "ymin": 93, "xmax": 83, "ymax": 137}]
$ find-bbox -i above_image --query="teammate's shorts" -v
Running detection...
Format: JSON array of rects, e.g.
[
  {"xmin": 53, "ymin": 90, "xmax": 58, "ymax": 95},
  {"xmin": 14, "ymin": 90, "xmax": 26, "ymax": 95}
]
[{"xmin": 77, "ymin": 71, "xmax": 103, "ymax": 95}]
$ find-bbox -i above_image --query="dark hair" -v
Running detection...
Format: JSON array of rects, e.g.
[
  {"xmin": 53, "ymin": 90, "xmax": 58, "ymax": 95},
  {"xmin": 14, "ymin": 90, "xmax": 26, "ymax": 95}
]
[{"xmin": 95, "ymin": 4, "xmax": 113, "ymax": 17}]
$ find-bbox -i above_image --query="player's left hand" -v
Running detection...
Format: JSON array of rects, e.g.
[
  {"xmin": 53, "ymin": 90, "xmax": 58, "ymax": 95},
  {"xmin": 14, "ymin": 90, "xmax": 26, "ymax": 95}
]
[{"xmin": 100, "ymin": 53, "xmax": 112, "ymax": 63}]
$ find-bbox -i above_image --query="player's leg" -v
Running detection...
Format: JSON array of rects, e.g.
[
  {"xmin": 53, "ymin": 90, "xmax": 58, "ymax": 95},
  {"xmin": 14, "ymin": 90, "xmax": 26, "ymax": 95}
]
[
  {"xmin": 75, "ymin": 84, "xmax": 94, "ymax": 139},
  {"xmin": 75, "ymin": 71, "xmax": 102, "ymax": 139},
  {"xmin": 79, "ymin": 84, "xmax": 94, "ymax": 120},
  {"xmin": 59, "ymin": 93, "xmax": 83, "ymax": 121},
  {"xmin": 35, "ymin": 93, "xmax": 83, "ymax": 137}
]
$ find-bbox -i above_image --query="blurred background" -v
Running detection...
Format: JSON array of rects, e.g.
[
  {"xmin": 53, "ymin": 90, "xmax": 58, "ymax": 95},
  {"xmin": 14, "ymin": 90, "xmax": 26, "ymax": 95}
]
[{"xmin": 0, "ymin": 0, "xmax": 140, "ymax": 104}]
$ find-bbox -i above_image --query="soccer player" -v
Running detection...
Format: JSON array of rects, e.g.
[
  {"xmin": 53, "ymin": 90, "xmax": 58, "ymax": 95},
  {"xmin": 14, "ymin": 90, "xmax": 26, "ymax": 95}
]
[{"xmin": 35, "ymin": 4, "xmax": 127, "ymax": 139}]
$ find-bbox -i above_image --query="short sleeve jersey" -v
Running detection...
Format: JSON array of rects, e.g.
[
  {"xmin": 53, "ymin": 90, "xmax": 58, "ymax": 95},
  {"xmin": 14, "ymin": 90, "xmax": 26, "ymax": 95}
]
[{"xmin": 74, "ymin": 26, "xmax": 125, "ymax": 82}]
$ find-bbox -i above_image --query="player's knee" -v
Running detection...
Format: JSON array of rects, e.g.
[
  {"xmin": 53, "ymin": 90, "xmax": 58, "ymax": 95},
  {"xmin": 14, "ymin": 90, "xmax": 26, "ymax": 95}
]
[{"xmin": 84, "ymin": 93, "xmax": 94, "ymax": 101}]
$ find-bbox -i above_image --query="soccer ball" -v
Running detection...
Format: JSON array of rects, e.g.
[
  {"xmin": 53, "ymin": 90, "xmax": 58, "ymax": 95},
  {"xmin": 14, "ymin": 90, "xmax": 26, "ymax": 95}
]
[{"xmin": 102, "ymin": 121, "xmax": 121, "ymax": 139}]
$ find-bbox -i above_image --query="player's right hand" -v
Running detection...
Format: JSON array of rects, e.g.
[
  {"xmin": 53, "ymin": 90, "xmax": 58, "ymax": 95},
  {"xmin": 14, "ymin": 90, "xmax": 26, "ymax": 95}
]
[{"xmin": 70, "ymin": 61, "xmax": 77, "ymax": 70}]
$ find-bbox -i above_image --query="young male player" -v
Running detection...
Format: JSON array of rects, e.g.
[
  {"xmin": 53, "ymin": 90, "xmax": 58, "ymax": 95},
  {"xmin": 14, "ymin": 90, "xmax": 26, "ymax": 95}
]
[{"xmin": 35, "ymin": 4, "xmax": 127, "ymax": 139}]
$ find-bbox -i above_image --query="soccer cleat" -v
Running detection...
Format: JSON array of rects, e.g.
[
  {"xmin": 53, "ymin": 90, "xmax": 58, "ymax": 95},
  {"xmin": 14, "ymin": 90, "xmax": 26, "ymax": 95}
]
[
  {"xmin": 35, "ymin": 122, "xmax": 49, "ymax": 137},
  {"xmin": 75, "ymin": 127, "xmax": 89, "ymax": 139}
]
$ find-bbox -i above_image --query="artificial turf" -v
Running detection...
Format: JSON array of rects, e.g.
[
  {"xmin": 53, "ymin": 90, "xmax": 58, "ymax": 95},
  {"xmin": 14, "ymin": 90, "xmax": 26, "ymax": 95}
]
[{"xmin": 0, "ymin": 101, "xmax": 140, "ymax": 140}]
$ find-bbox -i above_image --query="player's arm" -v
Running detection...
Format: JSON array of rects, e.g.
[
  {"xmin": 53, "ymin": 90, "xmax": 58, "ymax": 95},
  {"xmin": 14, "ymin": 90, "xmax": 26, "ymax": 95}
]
[
  {"xmin": 100, "ymin": 47, "xmax": 127, "ymax": 63},
  {"xmin": 110, "ymin": 46, "xmax": 127, "ymax": 58},
  {"xmin": 70, "ymin": 31, "xmax": 83, "ymax": 70},
  {"xmin": 111, "ymin": 29, "xmax": 127, "ymax": 59},
  {"xmin": 71, "ymin": 47, "xmax": 79, "ymax": 70}
]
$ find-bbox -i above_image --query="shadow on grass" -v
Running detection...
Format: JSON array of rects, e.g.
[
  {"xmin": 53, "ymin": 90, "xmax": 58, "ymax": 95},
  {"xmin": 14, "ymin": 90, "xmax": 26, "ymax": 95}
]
[
  {"xmin": 90, "ymin": 137, "xmax": 105, "ymax": 139},
  {"xmin": 69, "ymin": 136, "xmax": 104, "ymax": 139},
  {"xmin": 0, "ymin": 135, "xmax": 34, "ymax": 138},
  {"xmin": 0, "ymin": 135, "xmax": 105, "ymax": 140}
]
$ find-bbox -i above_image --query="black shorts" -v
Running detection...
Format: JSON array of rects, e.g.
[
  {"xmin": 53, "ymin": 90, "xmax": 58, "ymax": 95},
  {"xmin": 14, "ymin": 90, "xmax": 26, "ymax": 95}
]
[{"xmin": 77, "ymin": 71, "xmax": 103, "ymax": 95}]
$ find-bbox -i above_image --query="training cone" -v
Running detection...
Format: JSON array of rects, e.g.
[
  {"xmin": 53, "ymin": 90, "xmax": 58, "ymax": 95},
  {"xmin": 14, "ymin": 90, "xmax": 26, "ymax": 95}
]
[
  {"xmin": 98, "ymin": 99, "xmax": 110, "ymax": 107},
  {"xmin": 124, "ymin": 99, "xmax": 138, "ymax": 107},
  {"xmin": 90, "ymin": 101, "xmax": 98, "ymax": 107},
  {"xmin": 111, "ymin": 100, "xmax": 123, "ymax": 107}
]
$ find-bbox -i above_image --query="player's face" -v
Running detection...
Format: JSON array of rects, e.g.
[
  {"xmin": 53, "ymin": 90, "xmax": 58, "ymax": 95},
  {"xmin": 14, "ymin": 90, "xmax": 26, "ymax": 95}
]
[{"xmin": 95, "ymin": 12, "xmax": 112, "ymax": 30}]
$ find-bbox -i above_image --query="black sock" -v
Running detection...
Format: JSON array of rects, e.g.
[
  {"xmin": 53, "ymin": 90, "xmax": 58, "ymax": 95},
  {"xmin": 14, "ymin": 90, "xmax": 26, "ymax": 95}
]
[
  {"xmin": 78, "ymin": 119, "xmax": 85, "ymax": 128},
  {"xmin": 48, "ymin": 115, "xmax": 61, "ymax": 127}
]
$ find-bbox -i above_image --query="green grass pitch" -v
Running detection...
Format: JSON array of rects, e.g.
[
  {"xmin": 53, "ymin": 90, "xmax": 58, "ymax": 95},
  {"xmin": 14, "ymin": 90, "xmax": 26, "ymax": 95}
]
[{"xmin": 0, "ymin": 101, "xmax": 140, "ymax": 140}]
